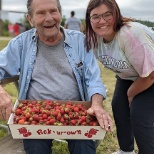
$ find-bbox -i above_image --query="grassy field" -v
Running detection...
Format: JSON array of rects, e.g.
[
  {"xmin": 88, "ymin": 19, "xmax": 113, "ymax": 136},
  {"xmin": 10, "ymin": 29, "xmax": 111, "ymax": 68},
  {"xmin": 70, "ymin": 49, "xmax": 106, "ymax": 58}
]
[{"xmin": 0, "ymin": 38, "xmax": 135, "ymax": 153}]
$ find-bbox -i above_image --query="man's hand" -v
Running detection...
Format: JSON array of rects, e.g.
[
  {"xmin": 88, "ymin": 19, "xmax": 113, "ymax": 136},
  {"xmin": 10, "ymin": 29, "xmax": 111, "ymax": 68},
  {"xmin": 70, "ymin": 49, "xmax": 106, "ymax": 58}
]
[
  {"xmin": 90, "ymin": 94, "xmax": 113, "ymax": 132},
  {"xmin": 87, "ymin": 106, "xmax": 113, "ymax": 132},
  {"xmin": 0, "ymin": 85, "xmax": 13, "ymax": 121}
]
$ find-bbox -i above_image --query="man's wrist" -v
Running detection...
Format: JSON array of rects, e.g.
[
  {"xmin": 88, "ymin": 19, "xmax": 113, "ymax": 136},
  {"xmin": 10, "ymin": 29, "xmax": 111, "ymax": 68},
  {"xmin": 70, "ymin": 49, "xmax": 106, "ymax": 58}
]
[{"xmin": 91, "ymin": 93, "xmax": 103, "ymax": 107}]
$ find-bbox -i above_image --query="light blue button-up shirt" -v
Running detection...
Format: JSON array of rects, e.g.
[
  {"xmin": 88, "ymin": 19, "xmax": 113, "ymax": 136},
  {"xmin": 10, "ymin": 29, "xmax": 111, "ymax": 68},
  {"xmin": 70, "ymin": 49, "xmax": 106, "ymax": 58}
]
[{"xmin": 0, "ymin": 28, "xmax": 106, "ymax": 101}]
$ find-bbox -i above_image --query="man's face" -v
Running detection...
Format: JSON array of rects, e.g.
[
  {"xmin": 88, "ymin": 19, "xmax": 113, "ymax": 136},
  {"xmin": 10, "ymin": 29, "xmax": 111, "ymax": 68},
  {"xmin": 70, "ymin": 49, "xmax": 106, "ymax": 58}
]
[{"xmin": 27, "ymin": 0, "xmax": 62, "ymax": 41}]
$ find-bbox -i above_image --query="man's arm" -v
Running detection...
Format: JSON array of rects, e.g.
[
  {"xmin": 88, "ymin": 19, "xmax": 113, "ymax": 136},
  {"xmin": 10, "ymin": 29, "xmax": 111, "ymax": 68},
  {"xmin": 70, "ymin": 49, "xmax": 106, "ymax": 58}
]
[{"xmin": 0, "ymin": 85, "xmax": 12, "ymax": 121}]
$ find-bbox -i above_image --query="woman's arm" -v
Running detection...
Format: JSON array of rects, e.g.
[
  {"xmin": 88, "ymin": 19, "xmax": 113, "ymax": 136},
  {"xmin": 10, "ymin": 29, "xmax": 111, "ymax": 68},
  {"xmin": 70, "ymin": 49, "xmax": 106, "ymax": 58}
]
[{"xmin": 127, "ymin": 71, "xmax": 154, "ymax": 104}]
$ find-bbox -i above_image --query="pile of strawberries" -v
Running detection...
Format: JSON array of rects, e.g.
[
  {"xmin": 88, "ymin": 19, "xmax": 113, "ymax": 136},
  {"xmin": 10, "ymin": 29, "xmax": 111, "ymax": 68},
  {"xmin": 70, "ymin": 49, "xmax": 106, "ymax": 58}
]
[{"xmin": 14, "ymin": 100, "xmax": 99, "ymax": 126}]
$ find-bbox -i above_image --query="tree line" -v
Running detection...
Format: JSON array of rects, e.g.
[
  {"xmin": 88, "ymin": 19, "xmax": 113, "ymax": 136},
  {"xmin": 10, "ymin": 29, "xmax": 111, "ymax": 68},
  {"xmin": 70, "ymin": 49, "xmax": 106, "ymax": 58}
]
[
  {"xmin": 0, "ymin": 16, "xmax": 154, "ymax": 37},
  {"xmin": 136, "ymin": 20, "xmax": 154, "ymax": 30}
]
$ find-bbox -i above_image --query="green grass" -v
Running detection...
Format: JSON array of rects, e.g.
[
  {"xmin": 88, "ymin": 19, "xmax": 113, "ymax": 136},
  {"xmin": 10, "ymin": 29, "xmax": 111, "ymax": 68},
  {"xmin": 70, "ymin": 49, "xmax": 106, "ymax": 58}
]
[
  {"xmin": 4, "ymin": 83, "xmax": 18, "ymax": 102},
  {"xmin": 0, "ymin": 40, "xmax": 9, "ymax": 50},
  {"xmin": 0, "ymin": 37, "xmax": 138, "ymax": 154}
]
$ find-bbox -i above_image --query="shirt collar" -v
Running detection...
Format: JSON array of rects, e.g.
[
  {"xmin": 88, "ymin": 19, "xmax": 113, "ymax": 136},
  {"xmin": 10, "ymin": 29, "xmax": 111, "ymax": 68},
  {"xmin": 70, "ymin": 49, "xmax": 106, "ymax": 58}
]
[{"xmin": 31, "ymin": 27, "xmax": 71, "ymax": 47}]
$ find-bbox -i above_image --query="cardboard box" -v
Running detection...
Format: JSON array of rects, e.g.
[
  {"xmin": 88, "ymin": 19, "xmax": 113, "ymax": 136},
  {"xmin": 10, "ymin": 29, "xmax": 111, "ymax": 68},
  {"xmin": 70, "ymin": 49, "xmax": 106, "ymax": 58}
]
[{"xmin": 8, "ymin": 100, "xmax": 106, "ymax": 139}]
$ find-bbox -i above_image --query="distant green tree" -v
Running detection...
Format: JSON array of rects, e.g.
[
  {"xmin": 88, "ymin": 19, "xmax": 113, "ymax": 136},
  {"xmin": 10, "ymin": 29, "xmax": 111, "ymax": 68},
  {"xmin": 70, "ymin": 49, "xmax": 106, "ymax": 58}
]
[
  {"xmin": 81, "ymin": 19, "xmax": 85, "ymax": 33},
  {"xmin": 21, "ymin": 15, "xmax": 32, "ymax": 30},
  {"xmin": 2, "ymin": 20, "xmax": 9, "ymax": 36},
  {"xmin": 61, "ymin": 16, "xmax": 66, "ymax": 27}
]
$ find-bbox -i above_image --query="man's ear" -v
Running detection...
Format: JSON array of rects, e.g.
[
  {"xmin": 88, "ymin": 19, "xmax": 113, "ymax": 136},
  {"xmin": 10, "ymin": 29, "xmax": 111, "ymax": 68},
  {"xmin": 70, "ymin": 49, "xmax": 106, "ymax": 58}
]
[{"xmin": 26, "ymin": 14, "xmax": 34, "ymax": 27}]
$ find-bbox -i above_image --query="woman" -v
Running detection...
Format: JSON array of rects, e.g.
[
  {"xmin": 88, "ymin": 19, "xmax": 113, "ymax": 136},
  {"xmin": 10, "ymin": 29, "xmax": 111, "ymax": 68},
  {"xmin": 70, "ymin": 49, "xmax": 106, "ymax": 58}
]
[{"xmin": 85, "ymin": 0, "xmax": 154, "ymax": 154}]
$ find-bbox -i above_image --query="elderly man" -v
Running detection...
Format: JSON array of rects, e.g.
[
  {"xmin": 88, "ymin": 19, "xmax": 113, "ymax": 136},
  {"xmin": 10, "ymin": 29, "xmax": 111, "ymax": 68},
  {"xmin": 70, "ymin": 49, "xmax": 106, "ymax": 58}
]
[{"xmin": 0, "ymin": 0, "xmax": 113, "ymax": 153}]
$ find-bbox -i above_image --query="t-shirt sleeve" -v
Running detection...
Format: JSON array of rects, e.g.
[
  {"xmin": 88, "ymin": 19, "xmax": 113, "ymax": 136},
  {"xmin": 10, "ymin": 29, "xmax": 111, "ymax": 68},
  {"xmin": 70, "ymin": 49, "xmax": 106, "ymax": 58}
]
[{"xmin": 119, "ymin": 23, "xmax": 154, "ymax": 78}]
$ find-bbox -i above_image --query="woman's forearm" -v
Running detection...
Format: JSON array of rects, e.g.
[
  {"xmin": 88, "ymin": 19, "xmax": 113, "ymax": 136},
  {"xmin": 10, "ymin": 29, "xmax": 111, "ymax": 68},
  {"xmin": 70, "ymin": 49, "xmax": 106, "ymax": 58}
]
[{"xmin": 127, "ymin": 71, "xmax": 154, "ymax": 99}]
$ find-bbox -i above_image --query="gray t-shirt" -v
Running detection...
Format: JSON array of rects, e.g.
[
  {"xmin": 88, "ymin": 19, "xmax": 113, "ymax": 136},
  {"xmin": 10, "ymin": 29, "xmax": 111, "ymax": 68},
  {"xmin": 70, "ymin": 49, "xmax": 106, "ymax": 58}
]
[
  {"xmin": 65, "ymin": 17, "xmax": 81, "ymax": 31},
  {"xmin": 96, "ymin": 22, "xmax": 154, "ymax": 81},
  {"xmin": 27, "ymin": 37, "xmax": 81, "ymax": 100}
]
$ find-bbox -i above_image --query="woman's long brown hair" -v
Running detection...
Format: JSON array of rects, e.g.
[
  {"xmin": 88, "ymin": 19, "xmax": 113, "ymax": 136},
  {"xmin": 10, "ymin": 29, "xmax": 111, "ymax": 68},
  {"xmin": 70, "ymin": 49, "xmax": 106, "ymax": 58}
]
[{"xmin": 85, "ymin": 0, "xmax": 134, "ymax": 51}]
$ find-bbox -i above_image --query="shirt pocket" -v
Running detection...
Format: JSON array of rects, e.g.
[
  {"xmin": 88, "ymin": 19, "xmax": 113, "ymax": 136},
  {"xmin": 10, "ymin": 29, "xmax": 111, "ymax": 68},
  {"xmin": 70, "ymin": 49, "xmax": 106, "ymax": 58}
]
[{"xmin": 75, "ymin": 61, "xmax": 84, "ymax": 78}]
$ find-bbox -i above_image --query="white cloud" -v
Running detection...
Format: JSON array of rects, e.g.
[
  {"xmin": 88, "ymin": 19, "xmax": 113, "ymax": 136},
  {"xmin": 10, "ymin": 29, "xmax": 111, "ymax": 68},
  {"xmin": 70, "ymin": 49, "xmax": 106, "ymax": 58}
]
[{"xmin": 3, "ymin": 0, "xmax": 27, "ymax": 12}]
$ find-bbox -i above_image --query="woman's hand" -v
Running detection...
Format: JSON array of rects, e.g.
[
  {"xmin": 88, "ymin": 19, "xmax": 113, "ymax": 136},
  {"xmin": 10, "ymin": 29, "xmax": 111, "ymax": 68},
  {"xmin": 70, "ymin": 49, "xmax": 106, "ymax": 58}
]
[
  {"xmin": 127, "ymin": 72, "xmax": 154, "ymax": 106},
  {"xmin": 128, "ymin": 97, "xmax": 133, "ymax": 106}
]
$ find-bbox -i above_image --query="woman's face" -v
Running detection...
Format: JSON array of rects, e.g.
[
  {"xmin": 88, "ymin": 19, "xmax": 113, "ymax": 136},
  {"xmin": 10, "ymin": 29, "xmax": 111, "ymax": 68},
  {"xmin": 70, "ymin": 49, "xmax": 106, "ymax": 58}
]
[{"xmin": 90, "ymin": 4, "xmax": 115, "ymax": 42}]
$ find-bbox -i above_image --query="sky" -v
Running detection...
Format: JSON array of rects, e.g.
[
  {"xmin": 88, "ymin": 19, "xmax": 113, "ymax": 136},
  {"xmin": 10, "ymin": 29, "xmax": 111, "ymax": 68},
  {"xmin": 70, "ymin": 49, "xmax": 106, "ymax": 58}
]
[{"xmin": 1, "ymin": 0, "xmax": 154, "ymax": 23}]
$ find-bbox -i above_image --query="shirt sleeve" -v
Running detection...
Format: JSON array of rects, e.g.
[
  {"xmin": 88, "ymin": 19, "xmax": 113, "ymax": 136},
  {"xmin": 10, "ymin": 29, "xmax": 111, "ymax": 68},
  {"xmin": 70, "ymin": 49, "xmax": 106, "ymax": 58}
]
[
  {"xmin": 120, "ymin": 23, "xmax": 154, "ymax": 78},
  {"xmin": 83, "ymin": 48, "xmax": 106, "ymax": 100},
  {"xmin": 0, "ymin": 38, "xmax": 21, "ymax": 79}
]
